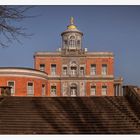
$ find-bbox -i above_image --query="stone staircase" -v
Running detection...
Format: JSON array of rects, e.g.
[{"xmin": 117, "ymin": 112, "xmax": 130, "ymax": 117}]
[{"xmin": 0, "ymin": 96, "xmax": 140, "ymax": 134}]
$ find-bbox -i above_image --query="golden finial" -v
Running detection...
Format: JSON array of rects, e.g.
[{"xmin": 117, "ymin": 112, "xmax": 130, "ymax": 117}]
[
  {"xmin": 70, "ymin": 17, "xmax": 74, "ymax": 25},
  {"xmin": 67, "ymin": 17, "xmax": 77, "ymax": 29}
]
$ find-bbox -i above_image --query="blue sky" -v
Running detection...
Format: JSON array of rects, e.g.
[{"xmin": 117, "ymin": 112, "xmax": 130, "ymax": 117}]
[{"xmin": 0, "ymin": 6, "xmax": 140, "ymax": 86}]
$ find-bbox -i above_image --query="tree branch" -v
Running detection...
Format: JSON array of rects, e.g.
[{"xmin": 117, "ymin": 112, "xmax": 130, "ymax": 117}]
[{"xmin": 0, "ymin": 6, "xmax": 34, "ymax": 47}]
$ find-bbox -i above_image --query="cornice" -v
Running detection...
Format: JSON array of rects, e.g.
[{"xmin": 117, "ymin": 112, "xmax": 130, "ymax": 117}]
[
  {"xmin": 0, "ymin": 68, "xmax": 48, "ymax": 80},
  {"xmin": 47, "ymin": 75, "xmax": 114, "ymax": 80}
]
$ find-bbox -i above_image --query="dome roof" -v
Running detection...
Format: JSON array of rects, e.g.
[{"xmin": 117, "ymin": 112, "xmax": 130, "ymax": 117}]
[{"xmin": 61, "ymin": 17, "xmax": 83, "ymax": 36}]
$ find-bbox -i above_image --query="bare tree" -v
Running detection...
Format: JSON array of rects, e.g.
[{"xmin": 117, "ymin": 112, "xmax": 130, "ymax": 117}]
[{"xmin": 0, "ymin": 6, "xmax": 33, "ymax": 47}]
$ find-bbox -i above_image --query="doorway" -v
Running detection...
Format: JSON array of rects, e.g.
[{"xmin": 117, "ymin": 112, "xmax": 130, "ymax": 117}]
[{"xmin": 70, "ymin": 83, "xmax": 77, "ymax": 96}]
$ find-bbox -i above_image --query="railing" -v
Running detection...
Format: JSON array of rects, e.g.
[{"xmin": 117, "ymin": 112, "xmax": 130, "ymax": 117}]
[{"xmin": 123, "ymin": 85, "xmax": 140, "ymax": 107}]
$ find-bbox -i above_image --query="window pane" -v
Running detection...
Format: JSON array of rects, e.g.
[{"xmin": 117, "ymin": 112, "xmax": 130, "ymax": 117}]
[
  {"xmin": 42, "ymin": 84, "xmax": 45, "ymax": 96},
  {"xmin": 51, "ymin": 86, "xmax": 56, "ymax": 96},
  {"xmin": 71, "ymin": 87, "xmax": 77, "ymax": 96},
  {"xmin": 80, "ymin": 67, "xmax": 84, "ymax": 75},
  {"xmin": 51, "ymin": 64, "xmax": 56, "ymax": 75},
  {"xmin": 71, "ymin": 66, "xmax": 77, "ymax": 76},
  {"xmin": 40, "ymin": 64, "xmax": 45, "ymax": 71},
  {"xmin": 91, "ymin": 64, "xmax": 96, "ymax": 75},
  {"xmin": 63, "ymin": 67, "xmax": 67, "ymax": 75},
  {"xmin": 91, "ymin": 86, "xmax": 96, "ymax": 96},
  {"xmin": 27, "ymin": 82, "xmax": 34, "ymax": 96},
  {"xmin": 8, "ymin": 81, "xmax": 15, "ymax": 95},
  {"xmin": 102, "ymin": 64, "xmax": 107, "ymax": 75},
  {"xmin": 102, "ymin": 86, "xmax": 107, "ymax": 96}
]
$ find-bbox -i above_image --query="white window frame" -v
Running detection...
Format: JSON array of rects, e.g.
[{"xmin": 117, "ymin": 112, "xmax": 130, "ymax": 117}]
[
  {"xmin": 90, "ymin": 64, "xmax": 96, "ymax": 75},
  {"xmin": 80, "ymin": 66, "xmax": 84, "ymax": 76},
  {"xmin": 51, "ymin": 64, "xmax": 56, "ymax": 76},
  {"xmin": 71, "ymin": 88, "xmax": 77, "ymax": 96},
  {"xmin": 102, "ymin": 85, "xmax": 107, "ymax": 96},
  {"xmin": 27, "ymin": 82, "xmax": 34, "ymax": 96},
  {"xmin": 42, "ymin": 84, "xmax": 45, "ymax": 96},
  {"xmin": 90, "ymin": 85, "xmax": 96, "ymax": 96},
  {"xmin": 71, "ymin": 66, "xmax": 77, "ymax": 76},
  {"xmin": 50, "ymin": 85, "xmax": 57, "ymax": 96},
  {"xmin": 7, "ymin": 81, "xmax": 15, "ymax": 95},
  {"xmin": 69, "ymin": 36, "xmax": 76, "ymax": 48},
  {"xmin": 40, "ymin": 64, "xmax": 45, "ymax": 72},
  {"xmin": 102, "ymin": 64, "xmax": 107, "ymax": 76},
  {"xmin": 63, "ymin": 66, "xmax": 67, "ymax": 76}
]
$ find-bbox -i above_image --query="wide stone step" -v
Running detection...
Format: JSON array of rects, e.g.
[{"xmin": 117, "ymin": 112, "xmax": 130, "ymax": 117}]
[
  {"xmin": 0, "ymin": 96, "xmax": 140, "ymax": 134},
  {"xmin": 0, "ymin": 111, "xmax": 128, "ymax": 114},
  {"xmin": 0, "ymin": 127, "xmax": 139, "ymax": 135},
  {"xmin": 0, "ymin": 113, "xmax": 129, "ymax": 117},
  {"xmin": 1, "ymin": 107, "xmax": 127, "ymax": 111},
  {"xmin": 0, "ymin": 122, "xmax": 138, "ymax": 127},
  {"xmin": 0, "ymin": 124, "xmax": 138, "ymax": 130},
  {"xmin": 0, "ymin": 117, "xmax": 132, "ymax": 122},
  {"xmin": 0, "ymin": 129, "xmax": 139, "ymax": 134}
]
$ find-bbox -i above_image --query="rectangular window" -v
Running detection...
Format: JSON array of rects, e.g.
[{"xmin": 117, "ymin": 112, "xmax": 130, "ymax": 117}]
[
  {"xmin": 90, "ymin": 64, "xmax": 96, "ymax": 75},
  {"xmin": 42, "ymin": 84, "xmax": 45, "ymax": 96},
  {"xmin": 27, "ymin": 82, "xmax": 34, "ymax": 96},
  {"xmin": 51, "ymin": 85, "xmax": 56, "ymax": 96},
  {"xmin": 63, "ymin": 67, "xmax": 67, "ymax": 75},
  {"xmin": 40, "ymin": 64, "xmax": 45, "ymax": 72},
  {"xmin": 80, "ymin": 67, "xmax": 84, "ymax": 76},
  {"xmin": 90, "ymin": 86, "xmax": 96, "ymax": 96},
  {"xmin": 8, "ymin": 81, "xmax": 15, "ymax": 95},
  {"xmin": 102, "ymin": 64, "xmax": 107, "ymax": 75},
  {"xmin": 51, "ymin": 64, "xmax": 56, "ymax": 75},
  {"xmin": 102, "ymin": 85, "xmax": 107, "ymax": 96}
]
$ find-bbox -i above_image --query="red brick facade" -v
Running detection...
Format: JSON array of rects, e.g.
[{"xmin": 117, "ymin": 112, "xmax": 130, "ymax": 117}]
[
  {"xmin": 0, "ymin": 17, "xmax": 123, "ymax": 97},
  {"xmin": 0, "ymin": 68, "xmax": 47, "ymax": 96},
  {"xmin": 34, "ymin": 52, "xmax": 115, "ymax": 96}
]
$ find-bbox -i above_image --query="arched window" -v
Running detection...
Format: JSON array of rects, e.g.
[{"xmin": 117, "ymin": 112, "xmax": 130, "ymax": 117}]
[
  {"xmin": 70, "ymin": 61, "xmax": 77, "ymax": 76},
  {"xmin": 70, "ymin": 83, "xmax": 77, "ymax": 96},
  {"xmin": 80, "ymin": 67, "xmax": 84, "ymax": 76},
  {"xmin": 51, "ymin": 85, "xmax": 56, "ymax": 96},
  {"xmin": 69, "ymin": 36, "xmax": 75, "ymax": 48}
]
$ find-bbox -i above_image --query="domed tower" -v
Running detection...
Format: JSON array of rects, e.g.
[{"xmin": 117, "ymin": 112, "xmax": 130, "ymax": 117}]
[{"xmin": 61, "ymin": 17, "xmax": 84, "ymax": 54}]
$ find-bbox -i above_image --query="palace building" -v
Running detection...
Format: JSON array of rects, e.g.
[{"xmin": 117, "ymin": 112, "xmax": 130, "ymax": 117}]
[{"xmin": 0, "ymin": 17, "xmax": 123, "ymax": 97}]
